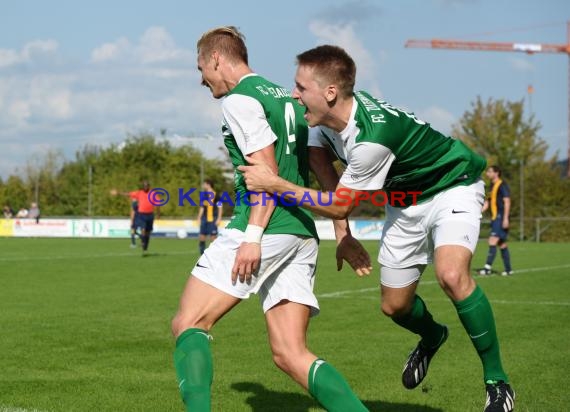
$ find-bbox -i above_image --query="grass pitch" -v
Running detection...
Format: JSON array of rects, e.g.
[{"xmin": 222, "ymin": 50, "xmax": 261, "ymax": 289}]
[{"xmin": 0, "ymin": 237, "xmax": 569, "ymax": 411}]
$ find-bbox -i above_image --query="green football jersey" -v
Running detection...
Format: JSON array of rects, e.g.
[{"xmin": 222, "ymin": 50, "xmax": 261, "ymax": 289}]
[
  {"xmin": 222, "ymin": 74, "xmax": 318, "ymax": 239},
  {"xmin": 313, "ymin": 91, "xmax": 486, "ymax": 206}
]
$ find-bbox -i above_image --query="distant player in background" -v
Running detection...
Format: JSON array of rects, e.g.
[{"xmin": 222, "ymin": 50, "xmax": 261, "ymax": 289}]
[
  {"xmin": 197, "ymin": 178, "xmax": 222, "ymax": 255},
  {"xmin": 112, "ymin": 180, "xmax": 160, "ymax": 254},
  {"xmin": 479, "ymin": 165, "xmax": 514, "ymax": 276},
  {"xmin": 129, "ymin": 194, "xmax": 140, "ymax": 248}
]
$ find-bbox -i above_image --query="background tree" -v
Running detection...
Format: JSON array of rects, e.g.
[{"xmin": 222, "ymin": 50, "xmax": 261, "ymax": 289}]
[
  {"xmin": 452, "ymin": 96, "xmax": 570, "ymax": 241},
  {"xmin": 24, "ymin": 150, "xmax": 65, "ymax": 214},
  {"xmin": 0, "ymin": 132, "xmax": 232, "ymax": 218},
  {"xmin": 1, "ymin": 175, "xmax": 28, "ymax": 214}
]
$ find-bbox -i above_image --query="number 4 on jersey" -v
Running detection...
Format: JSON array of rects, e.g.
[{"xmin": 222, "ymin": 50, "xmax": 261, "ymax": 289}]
[{"xmin": 284, "ymin": 102, "xmax": 296, "ymax": 154}]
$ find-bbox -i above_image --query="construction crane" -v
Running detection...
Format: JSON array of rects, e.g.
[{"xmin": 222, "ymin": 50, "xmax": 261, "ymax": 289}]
[{"xmin": 405, "ymin": 21, "xmax": 570, "ymax": 178}]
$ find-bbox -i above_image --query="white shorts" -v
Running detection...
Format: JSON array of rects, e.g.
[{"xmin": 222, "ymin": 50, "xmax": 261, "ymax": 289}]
[
  {"xmin": 379, "ymin": 180, "xmax": 485, "ymax": 287},
  {"xmin": 192, "ymin": 228, "xmax": 320, "ymax": 316}
]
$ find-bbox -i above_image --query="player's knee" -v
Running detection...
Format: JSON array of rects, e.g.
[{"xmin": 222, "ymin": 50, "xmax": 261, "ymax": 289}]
[
  {"xmin": 436, "ymin": 268, "xmax": 472, "ymax": 298},
  {"xmin": 171, "ymin": 313, "xmax": 211, "ymax": 338},
  {"xmin": 171, "ymin": 314, "xmax": 185, "ymax": 337},
  {"xmin": 271, "ymin": 351, "xmax": 291, "ymax": 374},
  {"xmin": 381, "ymin": 299, "xmax": 411, "ymax": 318},
  {"xmin": 270, "ymin": 345, "xmax": 304, "ymax": 375},
  {"xmin": 270, "ymin": 345, "xmax": 295, "ymax": 374}
]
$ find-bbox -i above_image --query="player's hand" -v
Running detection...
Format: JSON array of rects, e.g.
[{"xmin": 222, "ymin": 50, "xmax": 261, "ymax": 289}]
[
  {"xmin": 502, "ymin": 217, "xmax": 509, "ymax": 229},
  {"xmin": 336, "ymin": 235, "xmax": 372, "ymax": 277},
  {"xmin": 232, "ymin": 242, "xmax": 261, "ymax": 284},
  {"xmin": 238, "ymin": 156, "xmax": 276, "ymax": 192},
  {"xmin": 110, "ymin": 189, "xmax": 118, "ymax": 196}
]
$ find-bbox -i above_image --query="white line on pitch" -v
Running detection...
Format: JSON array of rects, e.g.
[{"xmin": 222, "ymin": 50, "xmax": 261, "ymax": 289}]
[
  {"xmin": 487, "ymin": 299, "xmax": 570, "ymax": 306},
  {"xmin": 0, "ymin": 250, "xmax": 192, "ymax": 262},
  {"xmin": 411, "ymin": 297, "xmax": 570, "ymax": 306},
  {"xmin": 509, "ymin": 263, "xmax": 570, "ymax": 273},
  {"xmin": 318, "ymin": 280, "xmax": 440, "ymax": 298},
  {"xmin": 319, "ymin": 294, "xmax": 570, "ymax": 306},
  {"xmin": 0, "ymin": 407, "xmax": 47, "ymax": 412},
  {"xmin": 318, "ymin": 287, "xmax": 379, "ymax": 298},
  {"xmin": 317, "ymin": 263, "xmax": 570, "ymax": 300}
]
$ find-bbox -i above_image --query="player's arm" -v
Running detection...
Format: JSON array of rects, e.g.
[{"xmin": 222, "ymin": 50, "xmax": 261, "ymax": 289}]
[
  {"xmin": 308, "ymin": 146, "xmax": 347, "ymax": 223},
  {"xmin": 245, "ymin": 148, "xmax": 278, "ymax": 230},
  {"xmin": 231, "ymin": 146, "xmax": 277, "ymax": 284},
  {"xmin": 482, "ymin": 198, "xmax": 489, "ymax": 213},
  {"xmin": 239, "ymin": 142, "xmax": 394, "ymax": 220},
  {"xmin": 110, "ymin": 189, "xmax": 133, "ymax": 197},
  {"xmin": 196, "ymin": 203, "xmax": 203, "ymax": 221},
  {"xmin": 215, "ymin": 201, "xmax": 223, "ymax": 226},
  {"xmin": 502, "ymin": 195, "xmax": 511, "ymax": 229},
  {"xmin": 240, "ymin": 157, "xmax": 354, "ymax": 219},
  {"xmin": 309, "ymin": 146, "xmax": 371, "ymax": 276},
  {"xmin": 221, "ymin": 93, "xmax": 278, "ymax": 284}
]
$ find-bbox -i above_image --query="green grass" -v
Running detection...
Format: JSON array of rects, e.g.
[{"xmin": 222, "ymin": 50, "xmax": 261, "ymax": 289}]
[{"xmin": 0, "ymin": 238, "xmax": 569, "ymax": 411}]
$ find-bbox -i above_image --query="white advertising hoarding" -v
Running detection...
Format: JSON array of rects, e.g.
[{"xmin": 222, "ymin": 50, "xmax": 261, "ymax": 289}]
[{"xmin": 1, "ymin": 218, "xmax": 384, "ymax": 241}]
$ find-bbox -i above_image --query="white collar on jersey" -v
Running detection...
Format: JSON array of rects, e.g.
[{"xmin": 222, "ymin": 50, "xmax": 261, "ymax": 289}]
[
  {"xmin": 338, "ymin": 97, "xmax": 359, "ymax": 144},
  {"xmin": 237, "ymin": 73, "xmax": 258, "ymax": 84}
]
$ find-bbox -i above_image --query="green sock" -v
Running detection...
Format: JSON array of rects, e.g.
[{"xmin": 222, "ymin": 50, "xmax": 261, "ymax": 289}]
[
  {"xmin": 392, "ymin": 295, "xmax": 446, "ymax": 349},
  {"xmin": 454, "ymin": 285, "xmax": 509, "ymax": 383},
  {"xmin": 173, "ymin": 328, "xmax": 213, "ymax": 412},
  {"xmin": 308, "ymin": 359, "xmax": 368, "ymax": 412}
]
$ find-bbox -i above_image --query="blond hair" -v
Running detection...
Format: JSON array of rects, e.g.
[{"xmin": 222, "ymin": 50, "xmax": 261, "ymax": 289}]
[{"xmin": 197, "ymin": 26, "xmax": 248, "ymax": 64}]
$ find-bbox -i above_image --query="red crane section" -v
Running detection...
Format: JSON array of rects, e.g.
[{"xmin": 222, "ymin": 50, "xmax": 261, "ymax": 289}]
[
  {"xmin": 405, "ymin": 39, "xmax": 569, "ymax": 54},
  {"xmin": 405, "ymin": 22, "xmax": 570, "ymax": 177}
]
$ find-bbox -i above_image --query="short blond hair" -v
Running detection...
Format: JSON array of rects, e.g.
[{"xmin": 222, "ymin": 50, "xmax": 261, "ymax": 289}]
[{"xmin": 197, "ymin": 26, "xmax": 248, "ymax": 64}]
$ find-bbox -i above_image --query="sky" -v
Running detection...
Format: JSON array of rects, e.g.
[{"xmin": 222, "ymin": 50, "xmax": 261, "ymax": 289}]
[{"xmin": 1, "ymin": 0, "xmax": 569, "ymax": 178}]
